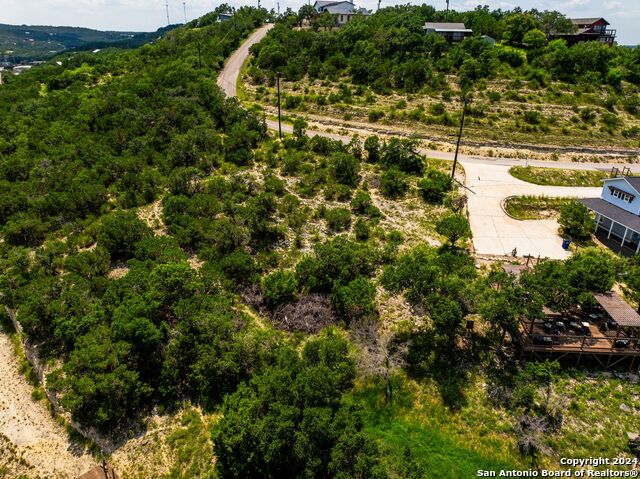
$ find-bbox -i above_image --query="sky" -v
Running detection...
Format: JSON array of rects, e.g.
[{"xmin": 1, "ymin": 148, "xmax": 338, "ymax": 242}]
[{"xmin": 1, "ymin": 0, "xmax": 639, "ymax": 44}]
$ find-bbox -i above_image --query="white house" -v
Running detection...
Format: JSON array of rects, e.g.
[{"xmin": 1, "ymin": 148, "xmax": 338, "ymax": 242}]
[
  {"xmin": 580, "ymin": 173, "xmax": 640, "ymax": 253},
  {"xmin": 313, "ymin": 0, "xmax": 370, "ymax": 25}
]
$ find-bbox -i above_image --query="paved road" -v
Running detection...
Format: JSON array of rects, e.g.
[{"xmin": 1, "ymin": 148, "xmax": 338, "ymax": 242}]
[
  {"xmin": 218, "ymin": 27, "xmax": 638, "ymax": 259},
  {"xmin": 461, "ymin": 161, "xmax": 602, "ymax": 259},
  {"xmin": 217, "ymin": 24, "xmax": 274, "ymax": 97}
]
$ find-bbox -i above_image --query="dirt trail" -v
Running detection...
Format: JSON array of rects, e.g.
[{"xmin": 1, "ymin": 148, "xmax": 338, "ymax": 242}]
[{"xmin": 0, "ymin": 328, "xmax": 95, "ymax": 478}]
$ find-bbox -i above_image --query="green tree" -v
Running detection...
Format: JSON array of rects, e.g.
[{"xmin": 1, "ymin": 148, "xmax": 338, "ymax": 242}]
[
  {"xmin": 435, "ymin": 213, "xmax": 471, "ymax": 246},
  {"xmin": 97, "ymin": 210, "xmax": 152, "ymax": 260},
  {"xmin": 559, "ymin": 200, "xmax": 594, "ymax": 242},
  {"xmin": 503, "ymin": 13, "xmax": 541, "ymax": 46},
  {"xmin": 212, "ymin": 333, "xmax": 385, "ymax": 478},
  {"xmin": 329, "ymin": 152, "xmax": 360, "ymax": 186},
  {"xmin": 57, "ymin": 326, "xmax": 152, "ymax": 432},
  {"xmin": 418, "ymin": 169, "xmax": 452, "ymax": 204},
  {"xmin": 523, "ymin": 29, "xmax": 547, "ymax": 49},
  {"xmin": 625, "ymin": 255, "xmax": 640, "ymax": 313}
]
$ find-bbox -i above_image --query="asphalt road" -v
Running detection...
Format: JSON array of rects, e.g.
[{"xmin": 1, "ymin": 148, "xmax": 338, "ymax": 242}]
[
  {"xmin": 218, "ymin": 26, "xmax": 639, "ymax": 259},
  {"xmin": 217, "ymin": 24, "xmax": 274, "ymax": 97}
]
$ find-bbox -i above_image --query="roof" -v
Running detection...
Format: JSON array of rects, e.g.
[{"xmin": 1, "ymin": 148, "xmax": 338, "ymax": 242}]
[
  {"xmin": 502, "ymin": 263, "xmax": 528, "ymax": 278},
  {"xmin": 593, "ymin": 292, "xmax": 640, "ymax": 327},
  {"xmin": 326, "ymin": 3, "xmax": 356, "ymax": 14},
  {"xmin": 603, "ymin": 176, "xmax": 640, "ymax": 196},
  {"xmin": 624, "ymin": 177, "xmax": 640, "ymax": 194},
  {"xmin": 314, "ymin": 0, "xmax": 356, "ymax": 13},
  {"xmin": 78, "ymin": 464, "xmax": 119, "ymax": 479},
  {"xmin": 423, "ymin": 22, "xmax": 472, "ymax": 32},
  {"xmin": 571, "ymin": 18, "xmax": 609, "ymax": 26},
  {"xmin": 580, "ymin": 197, "xmax": 640, "ymax": 234}
]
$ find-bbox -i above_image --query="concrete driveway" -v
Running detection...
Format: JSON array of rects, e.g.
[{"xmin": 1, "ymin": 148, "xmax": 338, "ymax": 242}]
[
  {"xmin": 218, "ymin": 28, "xmax": 640, "ymax": 260},
  {"xmin": 461, "ymin": 160, "xmax": 602, "ymax": 259}
]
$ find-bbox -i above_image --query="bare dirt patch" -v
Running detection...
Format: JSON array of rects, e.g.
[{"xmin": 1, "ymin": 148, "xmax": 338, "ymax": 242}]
[{"xmin": 0, "ymin": 329, "xmax": 95, "ymax": 479}]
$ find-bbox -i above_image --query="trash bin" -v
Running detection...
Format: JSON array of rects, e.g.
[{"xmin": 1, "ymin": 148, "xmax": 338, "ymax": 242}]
[{"xmin": 562, "ymin": 238, "xmax": 571, "ymax": 250}]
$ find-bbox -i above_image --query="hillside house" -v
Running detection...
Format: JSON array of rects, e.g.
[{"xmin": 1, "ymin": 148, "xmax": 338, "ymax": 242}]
[
  {"xmin": 580, "ymin": 170, "xmax": 640, "ymax": 254},
  {"xmin": 423, "ymin": 22, "xmax": 473, "ymax": 42},
  {"xmin": 313, "ymin": 1, "xmax": 370, "ymax": 25},
  {"xmin": 552, "ymin": 18, "xmax": 616, "ymax": 46}
]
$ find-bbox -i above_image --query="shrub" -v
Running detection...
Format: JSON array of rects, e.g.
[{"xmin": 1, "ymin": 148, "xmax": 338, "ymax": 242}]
[
  {"xmin": 3, "ymin": 214, "xmax": 49, "ymax": 247},
  {"xmin": 601, "ymin": 112, "xmax": 621, "ymax": 131},
  {"xmin": 262, "ymin": 270, "xmax": 298, "ymax": 307},
  {"xmin": 418, "ymin": 169, "xmax": 452, "ymax": 204},
  {"xmin": 295, "ymin": 237, "xmax": 376, "ymax": 293},
  {"xmin": 364, "ymin": 136, "xmax": 381, "ymax": 163},
  {"xmin": 523, "ymin": 110, "xmax": 542, "ymax": 125},
  {"xmin": 350, "ymin": 189, "xmax": 381, "ymax": 219},
  {"xmin": 331, "ymin": 277, "xmax": 377, "ymax": 320},
  {"xmin": 325, "ymin": 207, "xmax": 352, "ymax": 232},
  {"xmin": 350, "ymin": 190, "xmax": 373, "ymax": 214},
  {"xmin": 354, "ymin": 218, "xmax": 370, "ymax": 241},
  {"xmin": 559, "ymin": 200, "xmax": 594, "ymax": 242},
  {"xmin": 218, "ymin": 250, "xmax": 259, "ymax": 285},
  {"xmin": 368, "ymin": 109, "xmax": 385, "ymax": 122},
  {"xmin": 579, "ymin": 108, "xmax": 597, "ymax": 123},
  {"xmin": 329, "ymin": 152, "xmax": 360, "ymax": 186},
  {"xmin": 380, "ymin": 168, "xmax": 409, "ymax": 199}
]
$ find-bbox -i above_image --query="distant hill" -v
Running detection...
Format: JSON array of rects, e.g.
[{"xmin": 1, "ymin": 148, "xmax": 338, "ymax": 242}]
[{"xmin": 0, "ymin": 23, "xmax": 176, "ymax": 63}]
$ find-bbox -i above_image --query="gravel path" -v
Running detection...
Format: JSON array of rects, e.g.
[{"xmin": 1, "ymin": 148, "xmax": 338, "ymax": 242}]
[{"xmin": 0, "ymin": 328, "xmax": 94, "ymax": 478}]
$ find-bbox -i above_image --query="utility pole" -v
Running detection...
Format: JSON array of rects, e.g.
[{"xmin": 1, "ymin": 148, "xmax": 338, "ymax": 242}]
[
  {"xmin": 183, "ymin": 2, "xmax": 187, "ymax": 23},
  {"xmin": 165, "ymin": 0, "xmax": 171, "ymax": 25},
  {"xmin": 446, "ymin": 0, "xmax": 450, "ymax": 20},
  {"xmin": 451, "ymin": 96, "xmax": 468, "ymax": 181},
  {"xmin": 277, "ymin": 72, "xmax": 282, "ymax": 139},
  {"xmin": 277, "ymin": 2, "xmax": 280, "ymax": 15},
  {"xmin": 377, "ymin": 0, "xmax": 381, "ymax": 11}
]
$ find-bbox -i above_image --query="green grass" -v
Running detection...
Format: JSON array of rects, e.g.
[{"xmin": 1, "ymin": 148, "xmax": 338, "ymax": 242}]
[
  {"xmin": 504, "ymin": 195, "xmax": 571, "ymax": 220},
  {"xmin": 352, "ymin": 376, "xmax": 524, "ymax": 477},
  {"xmin": 510, "ymin": 166, "xmax": 609, "ymax": 187},
  {"xmin": 548, "ymin": 373, "xmax": 640, "ymax": 466}
]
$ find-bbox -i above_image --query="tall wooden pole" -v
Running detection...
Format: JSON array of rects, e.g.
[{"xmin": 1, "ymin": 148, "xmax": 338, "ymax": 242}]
[
  {"xmin": 277, "ymin": 72, "xmax": 282, "ymax": 139},
  {"xmin": 451, "ymin": 97, "xmax": 467, "ymax": 181}
]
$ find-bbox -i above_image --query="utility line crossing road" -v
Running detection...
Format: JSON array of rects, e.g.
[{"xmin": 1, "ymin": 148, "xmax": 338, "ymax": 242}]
[{"xmin": 217, "ymin": 27, "xmax": 640, "ymax": 259}]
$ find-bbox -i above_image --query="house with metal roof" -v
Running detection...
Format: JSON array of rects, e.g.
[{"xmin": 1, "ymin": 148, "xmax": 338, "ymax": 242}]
[
  {"xmin": 551, "ymin": 17, "xmax": 616, "ymax": 46},
  {"xmin": 580, "ymin": 170, "xmax": 640, "ymax": 254},
  {"xmin": 312, "ymin": 0, "xmax": 370, "ymax": 25},
  {"xmin": 423, "ymin": 22, "xmax": 473, "ymax": 42}
]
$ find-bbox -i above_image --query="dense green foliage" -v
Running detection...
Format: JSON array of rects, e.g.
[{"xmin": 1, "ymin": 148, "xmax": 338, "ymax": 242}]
[
  {"xmin": 2, "ymin": 5, "xmax": 640, "ymax": 476},
  {"xmin": 213, "ymin": 332, "xmax": 387, "ymax": 479},
  {"xmin": 249, "ymin": 6, "xmax": 640, "ymax": 93},
  {"xmin": 559, "ymin": 200, "xmax": 595, "ymax": 242}
]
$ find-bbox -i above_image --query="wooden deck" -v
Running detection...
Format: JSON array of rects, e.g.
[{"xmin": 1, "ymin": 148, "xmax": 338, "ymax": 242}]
[{"xmin": 518, "ymin": 318, "xmax": 640, "ymax": 369}]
